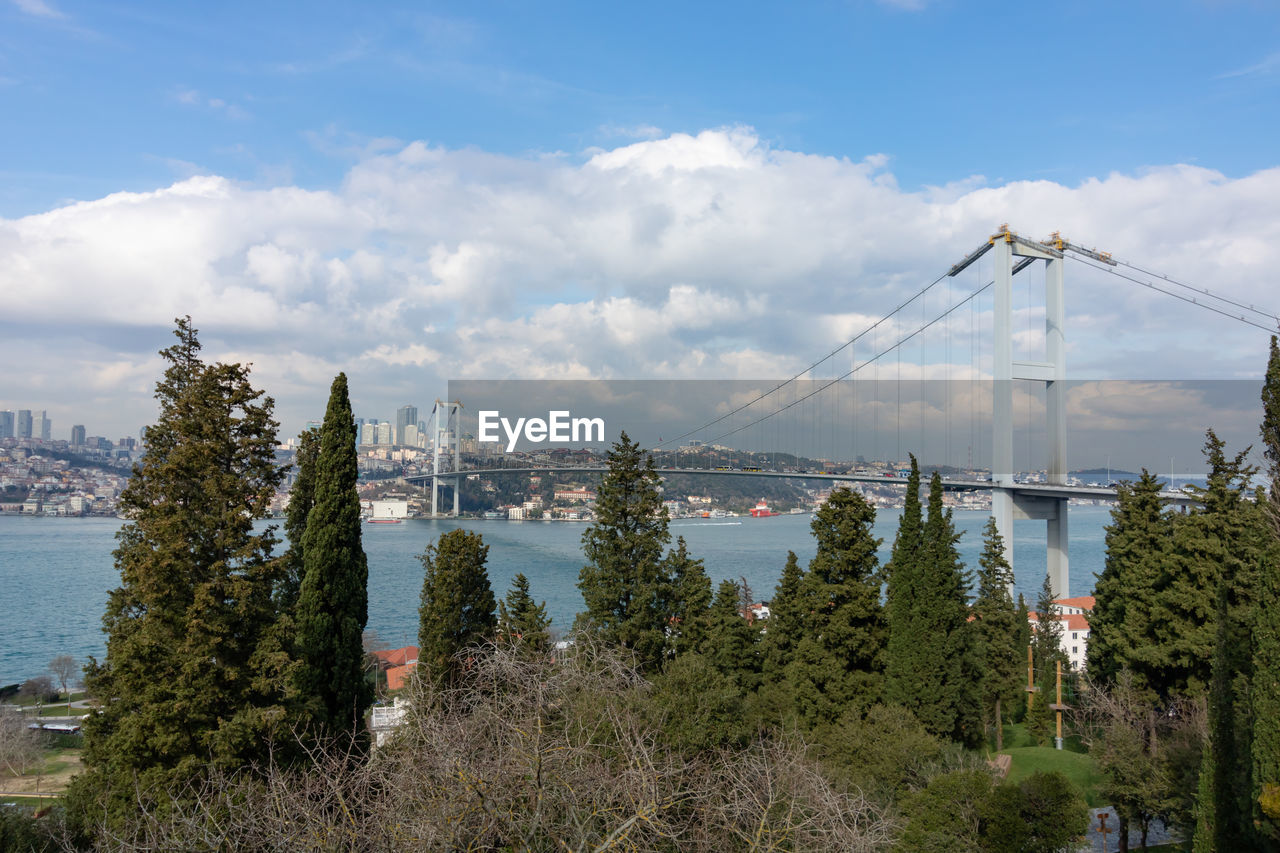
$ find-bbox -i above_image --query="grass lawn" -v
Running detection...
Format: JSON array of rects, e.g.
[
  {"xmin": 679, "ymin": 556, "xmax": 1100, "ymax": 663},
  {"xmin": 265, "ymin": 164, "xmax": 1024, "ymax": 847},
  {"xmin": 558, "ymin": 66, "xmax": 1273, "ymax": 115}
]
[
  {"xmin": 0, "ymin": 796, "xmax": 58, "ymax": 808},
  {"xmin": 999, "ymin": 746, "xmax": 1107, "ymax": 807}
]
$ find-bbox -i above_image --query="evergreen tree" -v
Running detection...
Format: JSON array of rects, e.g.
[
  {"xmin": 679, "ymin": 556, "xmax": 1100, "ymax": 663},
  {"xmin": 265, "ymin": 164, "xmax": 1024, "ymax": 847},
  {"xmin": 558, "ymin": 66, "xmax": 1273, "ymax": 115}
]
[
  {"xmin": 883, "ymin": 469, "xmax": 977, "ymax": 745},
  {"xmin": 577, "ymin": 431, "xmax": 671, "ymax": 671},
  {"xmin": 418, "ymin": 529, "xmax": 496, "ymax": 689},
  {"xmin": 1087, "ymin": 471, "xmax": 1168, "ymax": 698},
  {"xmin": 760, "ymin": 550, "xmax": 803, "ymax": 681},
  {"xmin": 497, "ymin": 572, "xmax": 551, "ymax": 653},
  {"xmin": 788, "ymin": 487, "xmax": 885, "ymax": 726},
  {"xmin": 665, "ymin": 536, "xmax": 712, "ymax": 659},
  {"xmin": 702, "ymin": 578, "xmax": 761, "ymax": 691},
  {"xmin": 1254, "ymin": 335, "xmax": 1280, "ymax": 844},
  {"xmin": 1030, "ymin": 574, "xmax": 1067, "ymax": 745},
  {"xmin": 883, "ymin": 455, "xmax": 923, "ymax": 708},
  {"xmin": 973, "ymin": 517, "xmax": 1021, "ymax": 750},
  {"xmin": 71, "ymin": 318, "xmax": 287, "ymax": 827},
  {"xmin": 293, "ymin": 373, "xmax": 372, "ymax": 743},
  {"xmin": 280, "ymin": 427, "xmax": 319, "ymax": 611}
]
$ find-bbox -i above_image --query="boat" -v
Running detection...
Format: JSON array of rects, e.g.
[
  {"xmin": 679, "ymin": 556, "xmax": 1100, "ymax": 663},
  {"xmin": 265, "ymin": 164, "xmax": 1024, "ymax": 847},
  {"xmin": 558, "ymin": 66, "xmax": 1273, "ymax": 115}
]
[
  {"xmin": 750, "ymin": 500, "xmax": 780, "ymax": 518},
  {"xmin": 366, "ymin": 518, "xmax": 403, "ymax": 524}
]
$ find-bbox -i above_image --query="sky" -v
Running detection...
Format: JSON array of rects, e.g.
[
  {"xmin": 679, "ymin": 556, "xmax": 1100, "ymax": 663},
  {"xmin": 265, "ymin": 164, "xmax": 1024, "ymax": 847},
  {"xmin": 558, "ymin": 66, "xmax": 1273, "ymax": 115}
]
[{"xmin": 2, "ymin": 0, "xmax": 1280, "ymax": 470}]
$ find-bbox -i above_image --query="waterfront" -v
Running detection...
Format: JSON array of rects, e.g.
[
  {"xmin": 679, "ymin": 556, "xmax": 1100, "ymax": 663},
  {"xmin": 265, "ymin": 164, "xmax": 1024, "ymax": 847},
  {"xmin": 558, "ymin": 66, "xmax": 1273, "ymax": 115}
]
[{"xmin": 0, "ymin": 506, "xmax": 1113, "ymax": 684}]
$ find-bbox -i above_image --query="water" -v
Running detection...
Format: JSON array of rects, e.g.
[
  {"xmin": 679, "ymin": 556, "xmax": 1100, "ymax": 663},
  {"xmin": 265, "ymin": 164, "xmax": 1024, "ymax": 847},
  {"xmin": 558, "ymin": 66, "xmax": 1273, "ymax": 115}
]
[{"xmin": 0, "ymin": 506, "xmax": 1113, "ymax": 684}]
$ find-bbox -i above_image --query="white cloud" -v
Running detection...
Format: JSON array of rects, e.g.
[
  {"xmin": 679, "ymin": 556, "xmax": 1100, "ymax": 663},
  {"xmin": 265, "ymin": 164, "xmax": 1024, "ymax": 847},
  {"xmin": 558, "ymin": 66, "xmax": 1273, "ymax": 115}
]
[{"xmin": 3, "ymin": 128, "xmax": 1280, "ymax": 441}]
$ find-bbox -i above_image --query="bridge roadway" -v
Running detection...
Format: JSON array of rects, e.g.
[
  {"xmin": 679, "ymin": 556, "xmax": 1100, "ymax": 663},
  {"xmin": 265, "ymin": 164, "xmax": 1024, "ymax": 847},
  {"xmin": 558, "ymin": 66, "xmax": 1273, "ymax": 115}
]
[{"xmin": 404, "ymin": 466, "xmax": 1198, "ymax": 507}]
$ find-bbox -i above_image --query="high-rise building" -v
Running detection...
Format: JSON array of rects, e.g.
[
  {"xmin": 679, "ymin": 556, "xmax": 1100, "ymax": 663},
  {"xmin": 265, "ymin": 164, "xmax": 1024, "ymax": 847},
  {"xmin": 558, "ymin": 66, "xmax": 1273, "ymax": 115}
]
[
  {"xmin": 71, "ymin": 425, "xmax": 86, "ymax": 446},
  {"xmin": 377, "ymin": 421, "xmax": 392, "ymax": 445},
  {"xmin": 395, "ymin": 405, "xmax": 418, "ymax": 446},
  {"xmin": 33, "ymin": 411, "xmax": 51, "ymax": 440},
  {"xmin": 361, "ymin": 422, "xmax": 377, "ymax": 445},
  {"xmin": 16, "ymin": 410, "xmax": 32, "ymax": 439},
  {"xmin": 0, "ymin": 411, "xmax": 13, "ymax": 439},
  {"xmin": 404, "ymin": 424, "xmax": 419, "ymax": 448}
]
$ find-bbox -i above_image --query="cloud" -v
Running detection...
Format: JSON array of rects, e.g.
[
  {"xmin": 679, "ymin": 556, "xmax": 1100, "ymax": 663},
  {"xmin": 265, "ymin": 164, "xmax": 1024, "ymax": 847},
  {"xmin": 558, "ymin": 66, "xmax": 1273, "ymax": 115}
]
[
  {"xmin": 172, "ymin": 88, "xmax": 251, "ymax": 120},
  {"xmin": 1217, "ymin": 51, "xmax": 1280, "ymax": 79},
  {"xmin": 3, "ymin": 128, "xmax": 1280, "ymax": 446},
  {"xmin": 12, "ymin": 0, "xmax": 64, "ymax": 19}
]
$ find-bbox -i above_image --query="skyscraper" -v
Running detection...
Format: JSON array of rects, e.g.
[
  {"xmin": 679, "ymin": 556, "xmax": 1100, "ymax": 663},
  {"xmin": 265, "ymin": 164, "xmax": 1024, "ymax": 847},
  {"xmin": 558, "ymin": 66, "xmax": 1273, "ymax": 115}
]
[
  {"xmin": 17, "ymin": 410, "xmax": 32, "ymax": 439},
  {"xmin": 0, "ymin": 411, "xmax": 13, "ymax": 439},
  {"xmin": 395, "ymin": 405, "xmax": 418, "ymax": 446},
  {"xmin": 34, "ymin": 411, "xmax": 51, "ymax": 440},
  {"xmin": 71, "ymin": 424, "xmax": 86, "ymax": 446}
]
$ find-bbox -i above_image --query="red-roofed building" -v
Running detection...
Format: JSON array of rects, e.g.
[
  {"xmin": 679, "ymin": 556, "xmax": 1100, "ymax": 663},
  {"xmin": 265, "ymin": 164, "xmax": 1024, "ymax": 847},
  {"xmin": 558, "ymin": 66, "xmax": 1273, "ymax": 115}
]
[
  {"xmin": 1028, "ymin": 597, "xmax": 1093, "ymax": 672},
  {"xmin": 373, "ymin": 646, "xmax": 418, "ymax": 669},
  {"xmin": 385, "ymin": 662, "xmax": 417, "ymax": 692}
]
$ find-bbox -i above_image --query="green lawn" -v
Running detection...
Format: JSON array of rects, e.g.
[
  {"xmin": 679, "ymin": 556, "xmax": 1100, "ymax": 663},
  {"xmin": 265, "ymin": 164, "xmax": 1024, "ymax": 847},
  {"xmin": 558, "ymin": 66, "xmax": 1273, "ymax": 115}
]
[{"xmin": 999, "ymin": 746, "xmax": 1107, "ymax": 807}]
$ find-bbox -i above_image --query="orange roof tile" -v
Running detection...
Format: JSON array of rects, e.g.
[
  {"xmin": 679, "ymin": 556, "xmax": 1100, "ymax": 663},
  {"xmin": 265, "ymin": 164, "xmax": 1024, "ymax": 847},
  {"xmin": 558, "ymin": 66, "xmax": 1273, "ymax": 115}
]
[{"xmin": 1055, "ymin": 595, "xmax": 1095, "ymax": 610}]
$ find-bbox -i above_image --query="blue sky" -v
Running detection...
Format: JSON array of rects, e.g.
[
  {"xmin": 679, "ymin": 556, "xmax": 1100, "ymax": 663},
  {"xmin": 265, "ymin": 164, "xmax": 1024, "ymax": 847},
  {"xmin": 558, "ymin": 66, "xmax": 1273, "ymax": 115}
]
[
  {"xmin": 5, "ymin": 0, "xmax": 1277, "ymax": 215},
  {"xmin": 2, "ymin": 0, "xmax": 1280, "ymax": 462}
]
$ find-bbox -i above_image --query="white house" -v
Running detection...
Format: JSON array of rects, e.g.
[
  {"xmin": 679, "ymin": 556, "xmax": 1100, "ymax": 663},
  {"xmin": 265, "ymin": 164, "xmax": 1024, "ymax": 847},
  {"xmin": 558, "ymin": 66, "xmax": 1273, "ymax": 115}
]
[{"xmin": 1028, "ymin": 595, "xmax": 1094, "ymax": 672}]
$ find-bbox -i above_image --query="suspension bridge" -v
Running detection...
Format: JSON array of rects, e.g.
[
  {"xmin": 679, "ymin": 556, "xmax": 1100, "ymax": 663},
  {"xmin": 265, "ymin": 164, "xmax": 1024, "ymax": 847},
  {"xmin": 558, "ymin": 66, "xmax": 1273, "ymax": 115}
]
[{"xmin": 408, "ymin": 227, "xmax": 1279, "ymax": 598}]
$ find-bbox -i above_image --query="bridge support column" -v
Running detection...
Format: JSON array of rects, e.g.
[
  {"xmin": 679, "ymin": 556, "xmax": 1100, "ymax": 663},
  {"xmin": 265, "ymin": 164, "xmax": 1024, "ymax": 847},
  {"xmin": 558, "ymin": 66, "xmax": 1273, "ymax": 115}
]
[{"xmin": 431, "ymin": 399, "xmax": 463, "ymax": 518}]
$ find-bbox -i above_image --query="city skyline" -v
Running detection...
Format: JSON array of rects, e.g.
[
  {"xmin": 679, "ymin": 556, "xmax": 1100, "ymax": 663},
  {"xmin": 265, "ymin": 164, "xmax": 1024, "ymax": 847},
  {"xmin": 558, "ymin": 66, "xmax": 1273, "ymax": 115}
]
[{"xmin": 3, "ymin": 2, "xmax": 1280, "ymax": 445}]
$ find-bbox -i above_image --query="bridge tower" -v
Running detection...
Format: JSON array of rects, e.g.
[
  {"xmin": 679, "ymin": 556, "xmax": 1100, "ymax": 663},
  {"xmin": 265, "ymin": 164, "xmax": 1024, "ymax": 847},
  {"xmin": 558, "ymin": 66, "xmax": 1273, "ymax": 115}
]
[
  {"xmin": 953, "ymin": 228, "xmax": 1068, "ymax": 597},
  {"xmin": 431, "ymin": 399, "xmax": 462, "ymax": 518}
]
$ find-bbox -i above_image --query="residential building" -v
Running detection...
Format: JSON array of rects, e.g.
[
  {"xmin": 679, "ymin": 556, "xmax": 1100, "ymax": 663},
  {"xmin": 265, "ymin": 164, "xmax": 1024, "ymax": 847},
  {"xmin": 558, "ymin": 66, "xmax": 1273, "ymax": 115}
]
[
  {"xmin": 1028, "ymin": 595, "xmax": 1094, "ymax": 672},
  {"xmin": 71, "ymin": 425, "xmax": 86, "ymax": 446}
]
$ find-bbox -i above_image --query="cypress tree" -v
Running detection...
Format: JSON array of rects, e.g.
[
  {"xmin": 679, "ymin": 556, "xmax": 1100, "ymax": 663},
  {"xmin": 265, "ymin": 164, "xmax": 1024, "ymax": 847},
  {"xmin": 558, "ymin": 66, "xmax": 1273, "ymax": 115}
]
[
  {"xmin": 497, "ymin": 572, "xmax": 551, "ymax": 654},
  {"xmin": 280, "ymin": 427, "xmax": 319, "ymax": 611},
  {"xmin": 973, "ymin": 517, "xmax": 1021, "ymax": 750},
  {"xmin": 665, "ymin": 536, "xmax": 712, "ymax": 659},
  {"xmin": 788, "ymin": 487, "xmax": 885, "ymax": 726},
  {"xmin": 293, "ymin": 373, "xmax": 372, "ymax": 743},
  {"xmin": 418, "ymin": 529, "xmax": 496, "ymax": 689},
  {"xmin": 760, "ymin": 550, "xmax": 803, "ymax": 682},
  {"xmin": 1087, "ymin": 471, "xmax": 1168, "ymax": 698},
  {"xmin": 71, "ymin": 318, "xmax": 287, "ymax": 827},
  {"xmin": 1029, "ymin": 574, "xmax": 1067, "ymax": 745},
  {"xmin": 577, "ymin": 431, "xmax": 671, "ymax": 671},
  {"xmin": 884, "ymin": 455, "xmax": 924, "ymax": 708},
  {"xmin": 1254, "ymin": 335, "xmax": 1280, "ymax": 844},
  {"xmin": 702, "ymin": 578, "xmax": 761, "ymax": 691}
]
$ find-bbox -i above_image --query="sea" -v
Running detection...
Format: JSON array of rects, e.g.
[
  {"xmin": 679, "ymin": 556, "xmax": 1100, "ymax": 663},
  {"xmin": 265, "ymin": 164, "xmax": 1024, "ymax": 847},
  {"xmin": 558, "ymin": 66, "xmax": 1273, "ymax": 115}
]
[{"xmin": 0, "ymin": 506, "xmax": 1113, "ymax": 685}]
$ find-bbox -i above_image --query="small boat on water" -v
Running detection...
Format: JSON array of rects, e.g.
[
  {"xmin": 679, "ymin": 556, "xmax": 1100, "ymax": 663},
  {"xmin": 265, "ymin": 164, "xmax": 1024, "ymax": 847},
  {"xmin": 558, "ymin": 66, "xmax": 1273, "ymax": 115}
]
[{"xmin": 366, "ymin": 518, "xmax": 403, "ymax": 524}]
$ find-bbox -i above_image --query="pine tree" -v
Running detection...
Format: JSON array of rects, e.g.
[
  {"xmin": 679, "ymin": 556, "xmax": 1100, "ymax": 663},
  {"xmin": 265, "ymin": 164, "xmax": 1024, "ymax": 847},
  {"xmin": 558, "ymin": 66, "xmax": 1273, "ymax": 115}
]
[
  {"xmin": 577, "ymin": 431, "xmax": 671, "ymax": 671},
  {"xmin": 788, "ymin": 487, "xmax": 885, "ymax": 726},
  {"xmin": 665, "ymin": 536, "xmax": 712, "ymax": 659},
  {"xmin": 497, "ymin": 573, "xmax": 551, "ymax": 654},
  {"xmin": 418, "ymin": 529, "xmax": 496, "ymax": 689},
  {"xmin": 1087, "ymin": 471, "xmax": 1168, "ymax": 698},
  {"xmin": 973, "ymin": 517, "xmax": 1021, "ymax": 750},
  {"xmin": 293, "ymin": 373, "xmax": 372, "ymax": 743},
  {"xmin": 280, "ymin": 427, "xmax": 319, "ymax": 611},
  {"xmin": 884, "ymin": 455, "xmax": 924, "ymax": 709},
  {"xmin": 71, "ymin": 318, "xmax": 287, "ymax": 827},
  {"xmin": 702, "ymin": 578, "xmax": 761, "ymax": 691}
]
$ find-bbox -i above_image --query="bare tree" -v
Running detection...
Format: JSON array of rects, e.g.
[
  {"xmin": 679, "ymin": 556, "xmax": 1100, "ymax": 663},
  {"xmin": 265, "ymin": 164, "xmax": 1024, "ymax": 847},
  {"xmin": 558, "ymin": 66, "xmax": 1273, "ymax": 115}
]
[
  {"xmin": 48, "ymin": 655, "xmax": 78, "ymax": 713},
  {"xmin": 0, "ymin": 707, "xmax": 40, "ymax": 778}
]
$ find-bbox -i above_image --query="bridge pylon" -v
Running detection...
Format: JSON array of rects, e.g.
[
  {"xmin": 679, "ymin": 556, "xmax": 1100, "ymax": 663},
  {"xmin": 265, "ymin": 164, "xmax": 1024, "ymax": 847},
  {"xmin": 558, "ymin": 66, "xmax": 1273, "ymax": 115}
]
[
  {"xmin": 430, "ymin": 399, "xmax": 462, "ymax": 518},
  {"xmin": 954, "ymin": 228, "xmax": 1068, "ymax": 597}
]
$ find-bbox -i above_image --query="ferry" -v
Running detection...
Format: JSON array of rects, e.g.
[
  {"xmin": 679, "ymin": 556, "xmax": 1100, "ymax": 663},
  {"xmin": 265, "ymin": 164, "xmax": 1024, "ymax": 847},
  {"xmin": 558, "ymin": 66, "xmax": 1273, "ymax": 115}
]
[{"xmin": 749, "ymin": 500, "xmax": 780, "ymax": 518}]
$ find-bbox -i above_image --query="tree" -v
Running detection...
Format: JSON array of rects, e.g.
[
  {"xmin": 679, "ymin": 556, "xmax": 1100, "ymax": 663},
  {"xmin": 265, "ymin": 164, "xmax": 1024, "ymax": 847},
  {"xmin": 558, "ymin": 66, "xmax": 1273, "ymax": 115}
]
[
  {"xmin": 70, "ymin": 317, "xmax": 287, "ymax": 829},
  {"xmin": 293, "ymin": 373, "xmax": 372, "ymax": 745},
  {"xmin": 702, "ymin": 578, "xmax": 761, "ymax": 692},
  {"xmin": 1254, "ymin": 335, "xmax": 1280, "ymax": 845},
  {"xmin": 1029, "ymin": 574, "xmax": 1067, "ymax": 746},
  {"xmin": 972, "ymin": 517, "xmax": 1021, "ymax": 750},
  {"xmin": 280, "ymin": 427, "xmax": 319, "ymax": 612},
  {"xmin": 885, "ymin": 470, "xmax": 978, "ymax": 745},
  {"xmin": 980, "ymin": 771, "xmax": 1089, "ymax": 853},
  {"xmin": 788, "ymin": 487, "xmax": 886, "ymax": 726},
  {"xmin": 665, "ymin": 536, "xmax": 711, "ymax": 659},
  {"xmin": 884, "ymin": 455, "xmax": 924, "ymax": 710},
  {"xmin": 48, "ymin": 654, "xmax": 78, "ymax": 713},
  {"xmin": 577, "ymin": 431, "xmax": 671, "ymax": 671},
  {"xmin": 760, "ymin": 550, "xmax": 803, "ymax": 681},
  {"xmin": 497, "ymin": 572, "xmax": 551, "ymax": 654},
  {"xmin": 418, "ymin": 529, "xmax": 496, "ymax": 690},
  {"xmin": 1088, "ymin": 471, "xmax": 1169, "ymax": 698}
]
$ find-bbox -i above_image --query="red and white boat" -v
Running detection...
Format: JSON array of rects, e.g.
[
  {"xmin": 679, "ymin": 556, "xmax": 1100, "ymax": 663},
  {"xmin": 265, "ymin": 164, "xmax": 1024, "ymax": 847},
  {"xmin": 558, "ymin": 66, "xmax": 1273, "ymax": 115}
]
[{"xmin": 750, "ymin": 500, "xmax": 779, "ymax": 518}]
